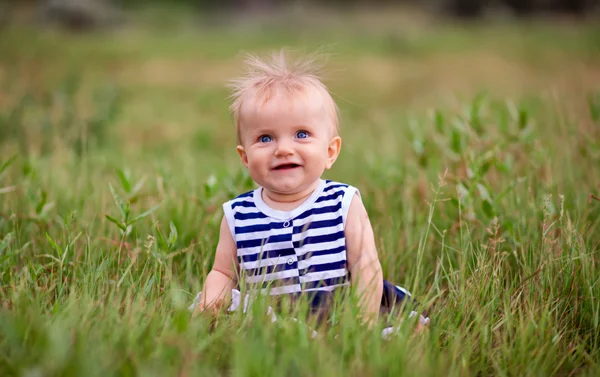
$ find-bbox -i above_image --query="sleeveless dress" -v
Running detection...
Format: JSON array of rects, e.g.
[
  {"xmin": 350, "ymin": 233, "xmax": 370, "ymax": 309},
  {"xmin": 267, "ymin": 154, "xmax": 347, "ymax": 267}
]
[{"xmin": 218, "ymin": 179, "xmax": 428, "ymax": 321}]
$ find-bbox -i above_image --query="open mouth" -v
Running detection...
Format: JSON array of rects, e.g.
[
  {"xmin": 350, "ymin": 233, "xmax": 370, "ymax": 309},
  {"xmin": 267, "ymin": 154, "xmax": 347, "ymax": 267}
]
[{"xmin": 273, "ymin": 163, "xmax": 301, "ymax": 170}]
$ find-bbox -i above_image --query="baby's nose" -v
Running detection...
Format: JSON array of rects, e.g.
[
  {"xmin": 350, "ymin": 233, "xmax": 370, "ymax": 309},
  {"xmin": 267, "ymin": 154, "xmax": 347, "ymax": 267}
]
[{"xmin": 274, "ymin": 141, "xmax": 294, "ymax": 156}]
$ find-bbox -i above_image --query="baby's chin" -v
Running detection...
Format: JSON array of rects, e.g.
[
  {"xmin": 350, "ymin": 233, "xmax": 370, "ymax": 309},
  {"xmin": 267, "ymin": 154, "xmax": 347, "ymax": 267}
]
[{"xmin": 263, "ymin": 180, "xmax": 320, "ymax": 197}]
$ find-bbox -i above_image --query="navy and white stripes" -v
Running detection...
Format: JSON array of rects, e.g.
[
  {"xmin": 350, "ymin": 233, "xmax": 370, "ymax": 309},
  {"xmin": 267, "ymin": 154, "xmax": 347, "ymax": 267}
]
[{"xmin": 223, "ymin": 179, "xmax": 357, "ymax": 296}]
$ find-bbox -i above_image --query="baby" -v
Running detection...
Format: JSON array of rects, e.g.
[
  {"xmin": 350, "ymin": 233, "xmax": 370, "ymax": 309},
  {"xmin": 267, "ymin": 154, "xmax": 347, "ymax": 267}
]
[{"xmin": 191, "ymin": 51, "xmax": 429, "ymax": 332}]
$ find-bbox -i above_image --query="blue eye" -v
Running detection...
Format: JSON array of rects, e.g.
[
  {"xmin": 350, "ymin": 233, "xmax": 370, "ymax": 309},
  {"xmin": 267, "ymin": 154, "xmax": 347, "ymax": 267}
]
[
  {"xmin": 259, "ymin": 135, "xmax": 272, "ymax": 143},
  {"xmin": 296, "ymin": 130, "xmax": 309, "ymax": 139}
]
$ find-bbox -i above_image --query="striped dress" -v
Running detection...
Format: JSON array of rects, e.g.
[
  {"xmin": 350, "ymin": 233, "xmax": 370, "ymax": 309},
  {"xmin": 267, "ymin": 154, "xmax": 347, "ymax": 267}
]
[
  {"xmin": 223, "ymin": 179, "xmax": 354, "ymax": 303},
  {"xmin": 220, "ymin": 179, "xmax": 429, "ymax": 322}
]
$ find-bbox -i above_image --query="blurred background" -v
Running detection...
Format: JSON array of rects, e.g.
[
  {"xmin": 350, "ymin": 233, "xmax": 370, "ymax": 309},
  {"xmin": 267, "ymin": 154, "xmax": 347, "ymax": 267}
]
[
  {"xmin": 2, "ymin": 0, "xmax": 600, "ymax": 30},
  {"xmin": 1, "ymin": 0, "xmax": 599, "ymax": 186},
  {"xmin": 1, "ymin": 0, "xmax": 599, "ymax": 198},
  {"xmin": 1, "ymin": 0, "xmax": 598, "ymax": 166}
]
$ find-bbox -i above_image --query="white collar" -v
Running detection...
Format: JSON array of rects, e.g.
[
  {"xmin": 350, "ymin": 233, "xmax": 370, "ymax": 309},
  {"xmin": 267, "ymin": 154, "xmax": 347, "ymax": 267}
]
[{"xmin": 253, "ymin": 179, "xmax": 326, "ymax": 220}]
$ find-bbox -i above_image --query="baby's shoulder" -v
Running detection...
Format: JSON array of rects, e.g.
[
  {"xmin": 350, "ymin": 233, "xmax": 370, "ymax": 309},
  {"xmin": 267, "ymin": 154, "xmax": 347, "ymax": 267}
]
[
  {"xmin": 322, "ymin": 179, "xmax": 352, "ymax": 189},
  {"xmin": 319, "ymin": 181, "xmax": 361, "ymax": 220},
  {"xmin": 321, "ymin": 180, "xmax": 360, "ymax": 197},
  {"xmin": 224, "ymin": 189, "xmax": 255, "ymax": 207}
]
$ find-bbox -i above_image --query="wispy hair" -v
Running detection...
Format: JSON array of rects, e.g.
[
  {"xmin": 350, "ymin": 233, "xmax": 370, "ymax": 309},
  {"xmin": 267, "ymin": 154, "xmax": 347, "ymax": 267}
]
[{"xmin": 228, "ymin": 49, "xmax": 339, "ymax": 143}]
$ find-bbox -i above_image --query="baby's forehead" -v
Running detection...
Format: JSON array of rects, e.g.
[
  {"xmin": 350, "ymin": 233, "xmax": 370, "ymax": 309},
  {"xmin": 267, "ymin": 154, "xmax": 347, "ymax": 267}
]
[{"xmin": 240, "ymin": 84, "xmax": 329, "ymax": 120}]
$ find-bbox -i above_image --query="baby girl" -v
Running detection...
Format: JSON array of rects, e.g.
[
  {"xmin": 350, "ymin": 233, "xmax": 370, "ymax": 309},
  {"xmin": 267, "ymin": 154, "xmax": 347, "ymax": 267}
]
[{"xmin": 191, "ymin": 51, "xmax": 429, "ymax": 333}]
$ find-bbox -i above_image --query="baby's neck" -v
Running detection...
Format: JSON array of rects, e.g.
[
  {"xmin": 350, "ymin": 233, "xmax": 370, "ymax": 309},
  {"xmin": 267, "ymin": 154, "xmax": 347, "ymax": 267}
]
[{"xmin": 261, "ymin": 181, "xmax": 320, "ymax": 211}]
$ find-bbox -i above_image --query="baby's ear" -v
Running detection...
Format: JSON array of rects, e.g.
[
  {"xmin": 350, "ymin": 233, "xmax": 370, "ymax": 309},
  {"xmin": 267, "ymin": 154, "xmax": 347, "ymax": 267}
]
[
  {"xmin": 326, "ymin": 136, "xmax": 342, "ymax": 169},
  {"xmin": 236, "ymin": 145, "xmax": 249, "ymax": 168}
]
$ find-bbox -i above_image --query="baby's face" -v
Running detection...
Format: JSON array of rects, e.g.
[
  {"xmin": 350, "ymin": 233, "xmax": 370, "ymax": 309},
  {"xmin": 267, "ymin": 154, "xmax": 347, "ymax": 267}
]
[{"xmin": 236, "ymin": 90, "xmax": 339, "ymax": 197}]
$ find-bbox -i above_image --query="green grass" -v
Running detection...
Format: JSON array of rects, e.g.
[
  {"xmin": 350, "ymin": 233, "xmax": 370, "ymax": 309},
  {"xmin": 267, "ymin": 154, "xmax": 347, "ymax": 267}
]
[{"xmin": 1, "ymin": 7, "xmax": 600, "ymax": 376}]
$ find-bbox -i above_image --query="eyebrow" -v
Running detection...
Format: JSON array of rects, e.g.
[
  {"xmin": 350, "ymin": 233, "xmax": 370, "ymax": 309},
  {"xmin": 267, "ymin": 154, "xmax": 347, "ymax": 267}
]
[
  {"xmin": 248, "ymin": 127, "xmax": 275, "ymax": 135},
  {"xmin": 250, "ymin": 123, "xmax": 315, "ymax": 133}
]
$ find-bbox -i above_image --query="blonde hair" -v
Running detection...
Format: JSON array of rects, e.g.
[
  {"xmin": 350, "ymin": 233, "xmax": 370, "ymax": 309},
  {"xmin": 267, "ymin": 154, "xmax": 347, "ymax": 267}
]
[{"xmin": 228, "ymin": 50, "xmax": 339, "ymax": 143}]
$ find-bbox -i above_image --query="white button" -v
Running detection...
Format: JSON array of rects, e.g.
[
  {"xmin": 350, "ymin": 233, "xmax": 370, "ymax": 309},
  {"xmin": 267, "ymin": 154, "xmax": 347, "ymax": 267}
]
[
  {"xmin": 283, "ymin": 221, "xmax": 290, "ymax": 228},
  {"xmin": 287, "ymin": 258, "xmax": 294, "ymax": 265}
]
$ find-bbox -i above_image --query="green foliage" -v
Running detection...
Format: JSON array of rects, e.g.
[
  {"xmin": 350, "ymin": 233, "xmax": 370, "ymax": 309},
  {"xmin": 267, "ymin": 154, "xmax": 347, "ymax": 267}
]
[
  {"xmin": 105, "ymin": 171, "xmax": 161, "ymax": 238},
  {"xmin": 0, "ymin": 12, "xmax": 599, "ymax": 377},
  {"xmin": 0, "ymin": 75, "xmax": 123, "ymax": 157}
]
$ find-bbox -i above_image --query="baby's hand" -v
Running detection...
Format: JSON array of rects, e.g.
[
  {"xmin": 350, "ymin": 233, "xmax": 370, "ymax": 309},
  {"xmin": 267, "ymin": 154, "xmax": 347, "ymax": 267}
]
[
  {"xmin": 191, "ymin": 297, "xmax": 226, "ymax": 319},
  {"xmin": 414, "ymin": 321, "xmax": 427, "ymax": 334},
  {"xmin": 191, "ymin": 302, "xmax": 206, "ymax": 319},
  {"xmin": 413, "ymin": 315, "xmax": 430, "ymax": 336}
]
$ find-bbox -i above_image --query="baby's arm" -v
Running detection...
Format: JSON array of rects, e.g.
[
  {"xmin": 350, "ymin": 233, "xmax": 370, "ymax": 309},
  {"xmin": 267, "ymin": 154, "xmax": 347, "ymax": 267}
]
[
  {"xmin": 345, "ymin": 194, "xmax": 383, "ymax": 326},
  {"xmin": 192, "ymin": 216, "xmax": 238, "ymax": 317}
]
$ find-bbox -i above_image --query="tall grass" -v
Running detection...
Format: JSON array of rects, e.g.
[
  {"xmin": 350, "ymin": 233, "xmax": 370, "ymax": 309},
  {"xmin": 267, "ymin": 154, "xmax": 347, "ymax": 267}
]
[{"xmin": 1, "ymin": 10, "xmax": 599, "ymax": 376}]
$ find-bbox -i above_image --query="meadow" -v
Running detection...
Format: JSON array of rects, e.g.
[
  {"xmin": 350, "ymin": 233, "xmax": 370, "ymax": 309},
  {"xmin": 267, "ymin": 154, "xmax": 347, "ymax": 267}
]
[{"xmin": 1, "ymin": 6, "xmax": 600, "ymax": 376}]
